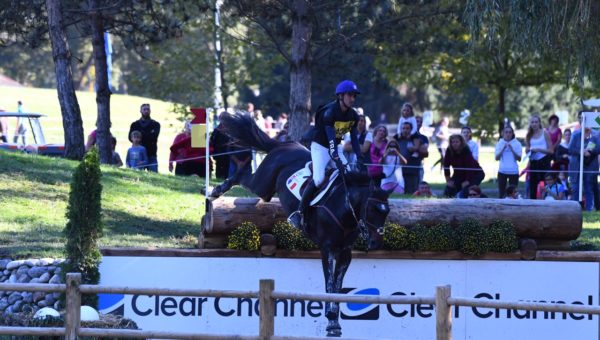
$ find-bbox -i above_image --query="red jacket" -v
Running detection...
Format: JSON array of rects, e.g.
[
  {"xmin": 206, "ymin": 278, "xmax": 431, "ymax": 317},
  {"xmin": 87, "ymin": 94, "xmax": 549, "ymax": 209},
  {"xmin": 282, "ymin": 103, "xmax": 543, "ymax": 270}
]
[{"xmin": 169, "ymin": 133, "xmax": 208, "ymax": 164}]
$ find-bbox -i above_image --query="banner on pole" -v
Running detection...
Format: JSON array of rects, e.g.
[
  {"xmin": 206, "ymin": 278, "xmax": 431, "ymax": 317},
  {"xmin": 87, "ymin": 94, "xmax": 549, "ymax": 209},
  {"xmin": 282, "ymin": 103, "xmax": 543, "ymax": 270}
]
[
  {"xmin": 583, "ymin": 111, "xmax": 600, "ymax": 129},
  {"xmin": 190, "ymin": 108, "xmax": 207, "ymax": 148}
]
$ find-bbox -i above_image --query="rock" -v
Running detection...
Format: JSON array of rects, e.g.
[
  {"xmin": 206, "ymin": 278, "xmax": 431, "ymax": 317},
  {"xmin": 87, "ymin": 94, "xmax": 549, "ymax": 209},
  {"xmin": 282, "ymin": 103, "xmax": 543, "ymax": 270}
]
[
  {"xmin": 17, "ymin": 274, "xmax": 30, "ymax": 283},
  {"xmin": 52, "ymin": 292, "xmax": 61, "ymax": 300},
  {"xmin": 30, "ymin": 278, "xmax": 40, "ymax": 284},
  {"xmin": 24, "ymin": 260, "xmax": 38, "ymax": 267},
  {"xmin": 3, "ymin": 270, "xmax": 9, "ymax": 276},
  {"xmin": 54, "ymin": 267, "xmax": 62, "ymax": 274},
  {"xmin": 8, "ymin": 274, "xmax": 16, "ymax": 283},
  {"xmin": 22, "ymin": 292, "xmax": 33, "ymax": 303},
  {"xmin": 53, "ymin": 259, "xmax": 64, "ymax": 265},
  {"xmin": 44, "ymin": 294, "xmax": 56, "ymax": 305},
  {"xmin": 33, "ymin": 292, "xmax": 45, "ymax": 303},
  {"xmin": 6, "ymin": 260, "xmax": 25, "ymax": 270},
  {"xmin": 0, "ymin": 300, "xmax": 8, "ymax": 311},
  {"xmin": 8, "ymin": 292, "xmax": 22, "ymax": 304},
  {"xmin": 37, "ymin": 300, "xmax": 48, "ymax": 308},
  {"xmin": 53, "ymin": 301, "xmax": 61, "ymax": 310},
  {"xmin": 0, "ymin": 259, "xmax": 10, "ymax": 270},
  {"xmin": 12, "ymin": 300, "xmax": 23, "ymax": 313},
  {"xmin": 5, "ymin": 306, "xmax": 13, "ymax": 314},
  {"xmin": 38, "ymin": 272, "xmax": 50, "ymax": 283},
  {"xmin": 48, "ymin": 274, "xmax": 61, "ymax": 284},
  {"xmin": 46, "ymin": 266, "xmax": 57, "ymax": 273},
  {"xmin": 22, "ymin": 304, "xmax": 33, "ymax": 314},
  {"xmin": 0, "ymin": 276, "xmax": 6, "ymax": 281},
  {"xmin": 27, "ymin": 267, "xmax": 46, "ymax": 278},
  {"xmin": 16, "ymin": 265, "xmax": 30, "ymax": 276}
]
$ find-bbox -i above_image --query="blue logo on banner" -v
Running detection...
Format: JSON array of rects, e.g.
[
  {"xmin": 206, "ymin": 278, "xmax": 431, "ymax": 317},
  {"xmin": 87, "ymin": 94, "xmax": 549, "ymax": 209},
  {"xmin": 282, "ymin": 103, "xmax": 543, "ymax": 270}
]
[
  {"xmin": 98, "ymin": 293, "xmax": 125, "ymax": 315},
  {"xmin": 340, "ymin": 288, "xmax": 380, "ymax": 320}
]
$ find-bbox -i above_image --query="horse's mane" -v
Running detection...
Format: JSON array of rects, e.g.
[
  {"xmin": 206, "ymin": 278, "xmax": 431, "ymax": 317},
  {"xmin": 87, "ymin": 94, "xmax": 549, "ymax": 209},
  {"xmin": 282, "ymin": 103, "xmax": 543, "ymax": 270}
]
[{"xmin": 218, "ymin": 112, "xmax": 281, "ymax": 153}]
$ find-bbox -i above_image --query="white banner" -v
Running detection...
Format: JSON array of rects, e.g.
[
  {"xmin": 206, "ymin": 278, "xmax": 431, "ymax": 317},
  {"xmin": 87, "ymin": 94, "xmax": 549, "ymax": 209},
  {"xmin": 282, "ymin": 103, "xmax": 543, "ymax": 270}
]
[{"xmin": 99, "ymin": 257, "xmax": 598, "ymax": 339}]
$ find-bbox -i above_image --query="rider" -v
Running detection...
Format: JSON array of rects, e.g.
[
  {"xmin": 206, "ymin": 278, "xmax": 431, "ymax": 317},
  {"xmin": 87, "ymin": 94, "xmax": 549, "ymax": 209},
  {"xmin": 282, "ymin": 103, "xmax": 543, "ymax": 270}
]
[{"xmin": 288, "ymin": 80, "xmax": 364, "ymax": 230}]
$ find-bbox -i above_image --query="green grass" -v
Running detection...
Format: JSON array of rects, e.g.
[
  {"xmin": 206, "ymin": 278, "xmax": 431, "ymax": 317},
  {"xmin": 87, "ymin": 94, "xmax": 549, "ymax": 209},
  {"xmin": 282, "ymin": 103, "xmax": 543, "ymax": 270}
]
[{"xmin": 0, "ymin": 150, "xmax": 204, "ymax": 258}]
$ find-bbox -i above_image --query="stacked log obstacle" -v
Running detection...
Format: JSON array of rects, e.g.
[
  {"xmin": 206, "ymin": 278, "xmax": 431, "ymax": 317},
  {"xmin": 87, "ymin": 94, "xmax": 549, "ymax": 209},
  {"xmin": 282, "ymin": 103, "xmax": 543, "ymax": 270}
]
[{"xmin": 200, "ymin": 197, "xmax": 582, "ymax": 250}]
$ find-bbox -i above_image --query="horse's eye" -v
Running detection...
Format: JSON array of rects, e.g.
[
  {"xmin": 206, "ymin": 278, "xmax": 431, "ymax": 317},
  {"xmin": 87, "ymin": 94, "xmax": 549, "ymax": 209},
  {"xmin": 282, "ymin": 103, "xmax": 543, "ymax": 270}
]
[{"xmin": 376, "ymin": 203, "xmax": 389, "ymax": 213}]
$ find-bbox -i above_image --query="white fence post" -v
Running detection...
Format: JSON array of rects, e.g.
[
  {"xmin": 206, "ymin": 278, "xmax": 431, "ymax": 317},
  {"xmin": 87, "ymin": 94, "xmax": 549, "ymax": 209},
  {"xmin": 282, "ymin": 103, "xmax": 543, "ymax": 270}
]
[
  {"xmin": 65, "ymin": 273, "xmax": 82, "ymax": 340},
  {"xmin": 436, "ymin": 285, "xmax": 452, "ymax": 340},
  {"xmin": 259, "ymin": 279, "xmax": 275, "ymax": 340}
]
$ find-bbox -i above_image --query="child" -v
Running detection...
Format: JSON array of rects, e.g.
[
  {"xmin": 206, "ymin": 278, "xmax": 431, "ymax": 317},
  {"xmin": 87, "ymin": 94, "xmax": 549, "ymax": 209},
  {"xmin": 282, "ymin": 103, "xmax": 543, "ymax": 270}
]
[
  {"xmin": 111, "ymin": 137, "xmax": 123, "ymax": 167},
  {"xmin": 413, "ymin": 181, "xmax": 434, "ymax": 197},
  {"xmin": 505, "ymin": 185, "xmax": 522, "ymax": 199},
  {"xmin": 542, "ymin": 172, "xmax": 566, "ymax": 200},
  {"xmin": 126, "ymin": 130, "xmax": 148, "ymax": 170}
]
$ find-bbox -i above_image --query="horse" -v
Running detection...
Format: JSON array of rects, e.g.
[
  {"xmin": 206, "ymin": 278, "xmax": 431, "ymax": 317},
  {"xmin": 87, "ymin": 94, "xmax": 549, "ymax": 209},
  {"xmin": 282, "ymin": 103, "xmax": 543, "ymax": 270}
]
[{"xmin": 210, "ymin": 112, "xmax": 392, "ymax": 337}]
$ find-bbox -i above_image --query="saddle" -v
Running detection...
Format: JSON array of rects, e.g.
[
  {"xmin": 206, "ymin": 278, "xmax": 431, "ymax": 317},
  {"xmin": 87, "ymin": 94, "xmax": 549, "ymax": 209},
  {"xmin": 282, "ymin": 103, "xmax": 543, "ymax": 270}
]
[{"xmin": 286, "ymin": 162, "xmax": 340, "ymax": 205}]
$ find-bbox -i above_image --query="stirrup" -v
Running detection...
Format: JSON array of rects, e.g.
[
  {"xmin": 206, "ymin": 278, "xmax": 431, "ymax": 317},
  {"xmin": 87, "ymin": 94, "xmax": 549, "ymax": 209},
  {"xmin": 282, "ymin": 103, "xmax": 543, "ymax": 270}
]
[{"xmin": 287, "ymin": 211, "xmax": 303, "ymax": 230}]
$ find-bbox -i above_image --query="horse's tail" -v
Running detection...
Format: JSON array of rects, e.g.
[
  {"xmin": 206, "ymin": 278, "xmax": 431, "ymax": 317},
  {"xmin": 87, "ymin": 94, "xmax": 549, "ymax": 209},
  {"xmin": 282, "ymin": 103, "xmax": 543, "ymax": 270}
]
[{"xmin": 218, "ymin": 112, "xmax": 282, "ymax": 152}]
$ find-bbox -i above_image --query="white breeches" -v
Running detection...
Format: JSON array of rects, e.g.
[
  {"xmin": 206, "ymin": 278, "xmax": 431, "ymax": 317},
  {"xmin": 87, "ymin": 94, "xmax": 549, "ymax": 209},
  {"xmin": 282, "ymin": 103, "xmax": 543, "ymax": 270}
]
[{"xmin": 310, "ymin": 142, "xmax": 347, "ymax": 187}]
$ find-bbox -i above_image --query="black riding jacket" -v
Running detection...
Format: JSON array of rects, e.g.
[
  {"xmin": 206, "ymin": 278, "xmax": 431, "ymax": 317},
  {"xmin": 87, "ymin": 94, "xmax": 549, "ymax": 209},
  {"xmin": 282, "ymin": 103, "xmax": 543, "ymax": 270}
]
[{"xmin": 314, "ymin": 100, "xmax": 361, "ymax": 158}]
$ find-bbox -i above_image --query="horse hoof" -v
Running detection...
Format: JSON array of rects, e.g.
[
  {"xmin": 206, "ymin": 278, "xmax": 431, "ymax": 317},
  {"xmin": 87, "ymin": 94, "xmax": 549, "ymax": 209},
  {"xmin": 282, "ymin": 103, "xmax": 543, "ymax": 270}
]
[{"xmin": 326, "ymin": 329, "xmax": 342, "ymax": 337}]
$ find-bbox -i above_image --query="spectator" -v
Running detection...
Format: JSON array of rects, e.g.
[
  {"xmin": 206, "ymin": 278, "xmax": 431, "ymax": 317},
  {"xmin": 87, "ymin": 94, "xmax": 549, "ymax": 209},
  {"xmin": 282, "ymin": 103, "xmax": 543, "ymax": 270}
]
[
  {"xmin": 246, "ymin": 102, "xmax": 255, "ymax": 117},
  {"xmin": 413, "ymin": 116, "xmax": 430, "ymax": 181},
  {"xmin": 443, "ymin": 134, "xmax": 485, "ymax": 198},
  {"xmin": 467, "ymin": 185, "xmax": 487, "ymax": 198},
  {"xmin": 525, "ymin": 114, "xmax": 553, "ymax": 200},
  {"xmin": 395, "ymin": 122, "xmax": 420, "ymax": 194},
  {"xmin": 367, "ymin": 125, "xmax": 389, "ymax": 182},
  {"xmin": 264, "ymin": 116, "xmax": 275, "ymax": 137},
  {"xmin": 568, "ymin": 123, "xmax": 600, "ymax": 210},
  {"xmin": 129, "ymin": 103, "xmax": 160, "ymax": 172},
  {"xmin": 13, "ymin": 100, "xmax": 27, "ymax": 144},
  {"xmin": 380, "ymin": 139, "xmax": 407, "ymax": 193},
  {"xmin": 274, "ymin": 122, "xmax": 291, "ymax": 142},
  {"xmin": 85, "ymin": 126, "xmax": 114, "ymax": 152},
  {"xmin": 396, "ymin": 103, "xmax": 417, "ymax": 136},
  {"xmin": 342, "ymin": 114, "xmax": 372, "ymax": 172},
  {"xmin": 110, "ymin": 137, "xmax": 123, "ymax": 167},
  {"xmin": 126, "ymin": 130, "xmax": 148, "ymax": 170},
  {"xmin": 505, "ymin": 185, "xmax": 522, "ymax": 199},
  {"xmin": 552, "ymin": 128, "xmax": 571, "ymax": 172},
  {"xmin": 541, "ymin": 172, "xmax": 567, "ymax": 201},
  {"xmin": 276, "ymin": 112, "xmax": 288, "ymax": 130},
  {"xmin": 546, "ymin": 114, "xmax": 562, "ymax": 150},
  {"xmin": 461, "ymin": 126, "xmax": 479, "ymax": 161},
  {"xmin": 495, "ymin": 125, "xmax": 522, "ymax": 198},
  {"xmin": 413, "ymin": 181, "xmax": 434, "ymax": 197},
  {"xmin": 431, "ymin": 116, "xmax": 450, "ymax": 172},
  {"xmin": 169, "ymin": 120, "xmax": 209, "ymax": 177},
  {"xmin": 0, "ymin": 106, "xmax": 7, "ymax": 143}
]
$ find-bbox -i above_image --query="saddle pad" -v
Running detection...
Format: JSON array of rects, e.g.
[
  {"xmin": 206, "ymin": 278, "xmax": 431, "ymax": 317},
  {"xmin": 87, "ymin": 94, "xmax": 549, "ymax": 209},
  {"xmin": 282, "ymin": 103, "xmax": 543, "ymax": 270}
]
[{"xmin": 286, "ymin": 163, "xmax": 339, "ymax": 206}]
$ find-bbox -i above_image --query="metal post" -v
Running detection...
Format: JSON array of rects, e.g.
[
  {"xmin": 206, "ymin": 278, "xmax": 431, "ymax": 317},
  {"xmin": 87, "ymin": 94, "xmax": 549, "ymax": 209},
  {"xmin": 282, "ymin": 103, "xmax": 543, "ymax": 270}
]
[
  {"xmin": 436, "ymin": 285, "xmax": 452, "ymax": 340},
  {"xmin": 259, "ymin": 279, "xmax": 275, "ymax": 340},
  {"xmin": 65, "ymin": 273, "xmax": 82, "ymax": 340}
]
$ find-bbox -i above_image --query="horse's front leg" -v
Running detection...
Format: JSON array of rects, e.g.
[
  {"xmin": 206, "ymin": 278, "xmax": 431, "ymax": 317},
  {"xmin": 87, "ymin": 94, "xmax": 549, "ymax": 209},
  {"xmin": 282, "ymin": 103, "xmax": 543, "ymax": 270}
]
[
  {"xmin": 209, "ymin": 167, "xmax": 250, "ymax": 199},
  {"xmin": 325, "ymin": 247, "xmax": 351, "ymax": 337},
  {"xmin": 320, "ymin": 248, "xmax": 336, "ymax": 322}
]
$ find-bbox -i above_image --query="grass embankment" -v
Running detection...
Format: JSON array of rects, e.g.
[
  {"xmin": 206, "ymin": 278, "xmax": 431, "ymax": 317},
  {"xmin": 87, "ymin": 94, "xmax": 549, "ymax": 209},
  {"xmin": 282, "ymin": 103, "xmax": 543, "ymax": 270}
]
[{"xmin": 0, "ymin": 150, "xmax": 205, "ymax": 258}]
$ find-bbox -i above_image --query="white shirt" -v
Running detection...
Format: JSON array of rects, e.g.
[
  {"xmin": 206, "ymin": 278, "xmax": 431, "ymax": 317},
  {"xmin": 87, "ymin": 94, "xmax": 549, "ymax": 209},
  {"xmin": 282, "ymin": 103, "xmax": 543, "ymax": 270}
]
[
  {"xmin": 467, "ymin": 140, "xmax": 479, "ymax": 160},
  {"xmin": 381, "ymin": 155, "xmax": 404, "ymax": 188},
  {"xmin": 496, "ymin": 138, "xmax": 523, "ymax": 174},
  {"xmin": 397, "ymin": 116, "xmax": 417, "ymax": 136}
]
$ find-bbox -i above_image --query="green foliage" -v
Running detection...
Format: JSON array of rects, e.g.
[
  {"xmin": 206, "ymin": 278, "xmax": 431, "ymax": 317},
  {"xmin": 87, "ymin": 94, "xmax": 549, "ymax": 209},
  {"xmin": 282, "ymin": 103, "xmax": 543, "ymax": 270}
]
[
  {"xmin": 455, "ymin": 218, "xmax": 488, "ymax": 256},
  {"xmin": 227, "ymin": 222, "xmax": 260, "ymax": 251},
  {"xmin": 383, "ymin": 222, "xmax": 410, "ymax": 250},
  {"xmin": 353, "ymin": 235, "xmax": 368, "ymax": 252},
  {"xmin": 424, "ymin": 222, "xmax": 458, "ymax": 252},
  {"xmin": 61, "ymin": 148, "xmax": 103, "ymax": 308},
  {"xmin": 271, "ymin": 221, "xmax": 317, "ymax": 251},
  {"xmin": 486, "ymin": 220, "xmax": 518, "ymax": 253}
]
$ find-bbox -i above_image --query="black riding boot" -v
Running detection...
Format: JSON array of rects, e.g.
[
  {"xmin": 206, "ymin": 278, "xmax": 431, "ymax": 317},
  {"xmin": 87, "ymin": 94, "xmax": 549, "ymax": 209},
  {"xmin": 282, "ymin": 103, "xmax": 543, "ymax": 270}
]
[{"xmin": 288, "ymin": 181, "xmax": 318, "ymax": 231}]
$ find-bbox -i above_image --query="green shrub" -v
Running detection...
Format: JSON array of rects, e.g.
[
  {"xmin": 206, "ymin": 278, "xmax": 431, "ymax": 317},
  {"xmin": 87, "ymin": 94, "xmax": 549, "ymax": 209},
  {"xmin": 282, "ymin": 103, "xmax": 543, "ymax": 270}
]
[
  {"xmin": 227, "ymin": 222, "xmax": 260, "ymax": 251},
  {"xmin": 271, "ymin": 221, "xmax": 317, "ymax": 251},
  {"xmin": 425, "ymin": 222, "xmax": 457, "ymax": 251},
  {"xmin": 456, "ymin": 218, "xmax": 489, "ymax": 256},
  {"xmin": 486, "ymin": 220, "xmax": 518, "ymax": 253},
  {"xmin": 62, "ymin": 147, "xmax": 103, "ymax": 308},
  {"xmin": 408, "ymin": 224, "xmax": 430, "ymax": 251},
  {"xmin": 383, "ymin": 222, "xmax": 410, "ymax": 250}
]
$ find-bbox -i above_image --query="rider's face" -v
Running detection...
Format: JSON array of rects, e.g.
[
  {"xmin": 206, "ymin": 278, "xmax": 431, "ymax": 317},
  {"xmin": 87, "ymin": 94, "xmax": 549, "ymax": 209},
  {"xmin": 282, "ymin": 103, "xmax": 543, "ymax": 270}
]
[{"xmin": 342, "ymin": 93, "xmax": 356, "ymax": 108}]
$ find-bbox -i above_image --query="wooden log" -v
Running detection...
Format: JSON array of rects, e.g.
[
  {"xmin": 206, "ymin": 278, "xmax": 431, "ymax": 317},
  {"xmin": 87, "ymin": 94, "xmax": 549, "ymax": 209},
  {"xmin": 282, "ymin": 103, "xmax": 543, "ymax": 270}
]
[
  {"xmin": 260, "ymin": 234, "xmax": 277, "ymax": 256},
  {"xmin": 519, "ymin": 238, "xmax": 537, "ymax": 260},
  {"xmin": 202, "ymin": 197, "xmax": 582, "ymax": 241}
]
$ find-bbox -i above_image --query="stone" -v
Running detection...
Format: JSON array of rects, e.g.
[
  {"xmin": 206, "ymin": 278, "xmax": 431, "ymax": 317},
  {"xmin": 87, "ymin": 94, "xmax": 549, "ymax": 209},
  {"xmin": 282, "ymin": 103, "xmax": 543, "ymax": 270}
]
[
  {"xmin": 0, "ymin": 259, "xmax": 10, "ymax": 270},
  {"xmin": 54, "ymin": 267, "xmax": 62, "ymax": 274},
  {"xmin": 22, "ymin": 304, "xmax": 33, "ymax": 314},
  {"xmin": 37, "ymin": 300, "xmax": 48, "ymax": 308},
  {"xmin": 6, "ymin": 260, "xmax": 25, "ymax": 270},
  {"xmin": 17, "ymin": 274, "xmax": 30, "ymax": 283},
  {"xmin": 30, "ymin": 278, "xmax": 40, "ymax": 284},
  {"xmin": 24, "ymin": 260, "xmax": 38, "ymax": 267},
  {"xmin": 3, "ymin": 270, "xmax": 9, "ymax": 275},
  {"xmin": 46, "ymin": 266, "xmax": 57, "ymax": 273},
  {"xmin": 8, "ymin": 292, "xmax": 22, "ymax": 304},
  {"xmin": 52, "ymin": 292, "xmax": 61, "ymax": 299},
  {"xmin": 8, "ymin": 274, "xmax": 16, "ymax": 283},
  {"xmin": 16, "ymin": 265, "xmax": 30, "ymax": 276},
  {"xmin": 27, "ymin": 267, "xmax": 46, "ymax": 278},
  {"xmin": 5, "ymin": 306, "xmax": 13, "ymax": 314},
  {"xmin": 48, "ymin": 274, "xmax": 61, "ymax": 284},
  {"xmin": 0, "ymin": 300, "xmax": 8, "ymax": 311},
  {"xmin": 33, "ymin": 292, "xmax": 45, "ymax": 303},
  {"xmin": 44, "ymin": 294, "xmax": 56, "ymax": 305},
  {"xmin": 53, "ymin": 301, "xmax": 61, "ymax": 310},
  {"xmin": 12, "ymin": 300, "xmax": 23, "ymax": 313},
  {"xmin": 38, "ymin": 272, "xmax": 50, "ymax": 283},
  {"xmin": 22, "ymin": 292, "xmax": 33, "ymax": 303}
]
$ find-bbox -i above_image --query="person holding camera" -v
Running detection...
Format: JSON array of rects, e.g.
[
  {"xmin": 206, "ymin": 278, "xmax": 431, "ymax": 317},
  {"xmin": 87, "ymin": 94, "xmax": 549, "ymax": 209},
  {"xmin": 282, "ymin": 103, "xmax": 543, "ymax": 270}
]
[{"xmin": 380, "ymin": 139, "xmax": 407, "ymax": 193}]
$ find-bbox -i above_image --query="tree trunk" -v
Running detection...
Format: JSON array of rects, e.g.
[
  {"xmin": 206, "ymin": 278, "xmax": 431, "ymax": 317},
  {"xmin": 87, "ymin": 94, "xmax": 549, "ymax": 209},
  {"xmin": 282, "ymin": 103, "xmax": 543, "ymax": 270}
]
[
  {"xmin": 46, "ymin": 0, "xmax": 85, "ymax": 160},
  {"xmin": 288, "ymin": 0, "xmax": 312, "ymax": 142},
  {"xmin": 89, "ymin": 0, "xmax": 112, "ymax": 164},
  {"xmin": 202, "ymin": 197, "xmax": 582, "ymax": 241},
  {"xmin": 497, "ymin": 85, "xmax": 506, "ymax": 135}
]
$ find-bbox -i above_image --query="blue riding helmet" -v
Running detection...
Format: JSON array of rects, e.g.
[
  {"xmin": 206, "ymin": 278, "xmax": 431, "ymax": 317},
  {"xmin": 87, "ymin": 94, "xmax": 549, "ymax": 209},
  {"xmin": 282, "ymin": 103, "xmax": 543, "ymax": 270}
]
[{"xmin": 335, "ymin": 80, "xmax": 361, "ymax": 95}]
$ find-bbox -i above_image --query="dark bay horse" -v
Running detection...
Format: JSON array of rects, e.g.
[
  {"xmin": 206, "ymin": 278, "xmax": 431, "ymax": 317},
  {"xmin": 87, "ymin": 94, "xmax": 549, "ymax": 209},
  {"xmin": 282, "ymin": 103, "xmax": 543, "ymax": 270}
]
[{"xmin": 210, "ymin": 113, "xmax": 391, "ymax": 337}]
